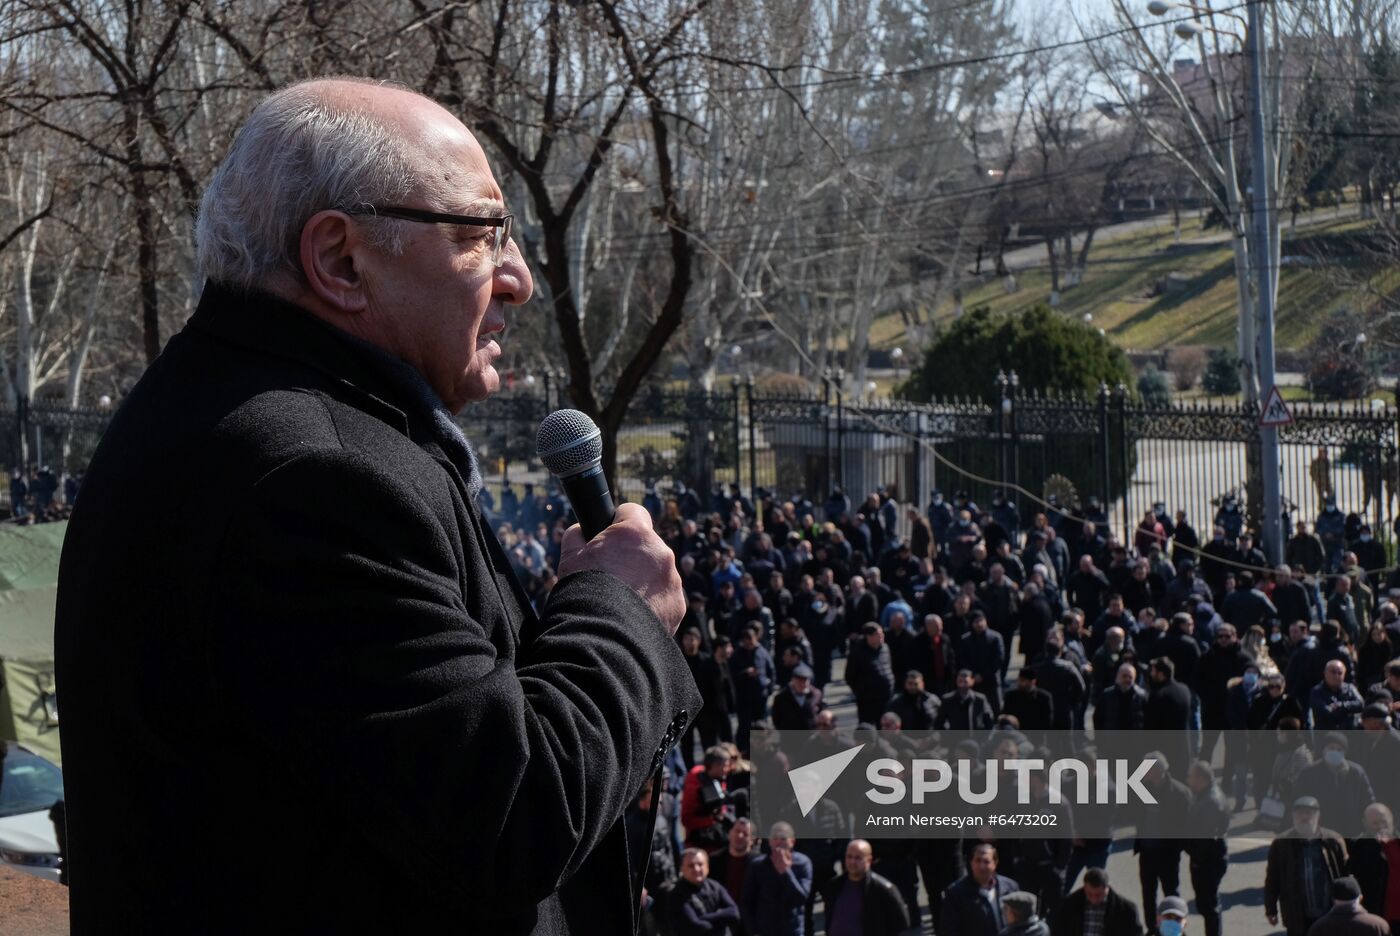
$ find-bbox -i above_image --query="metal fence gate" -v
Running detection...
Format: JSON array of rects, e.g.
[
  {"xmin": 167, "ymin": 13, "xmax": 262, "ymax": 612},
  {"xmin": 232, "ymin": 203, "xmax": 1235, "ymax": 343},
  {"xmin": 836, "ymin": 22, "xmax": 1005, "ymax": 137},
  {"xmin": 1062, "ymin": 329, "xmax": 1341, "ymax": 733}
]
[{"xmin": 5, "ymin": 377, "xmax": 1397, "ymax": 556}]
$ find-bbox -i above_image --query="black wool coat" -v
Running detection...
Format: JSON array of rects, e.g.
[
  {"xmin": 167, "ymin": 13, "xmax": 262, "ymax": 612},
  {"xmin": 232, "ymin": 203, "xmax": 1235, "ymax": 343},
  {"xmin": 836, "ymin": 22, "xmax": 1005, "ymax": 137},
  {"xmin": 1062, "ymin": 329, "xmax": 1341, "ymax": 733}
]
[{"xmin": 54, "ymin": 283, "xmax": 700, "ymax": 934}]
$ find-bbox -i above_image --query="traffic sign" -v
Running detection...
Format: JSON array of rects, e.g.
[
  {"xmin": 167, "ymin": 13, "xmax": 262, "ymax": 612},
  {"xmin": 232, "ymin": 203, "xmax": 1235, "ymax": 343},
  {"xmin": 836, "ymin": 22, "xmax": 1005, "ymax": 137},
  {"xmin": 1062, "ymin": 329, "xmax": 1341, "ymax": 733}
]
[{"xmin": 1258, "ymin": 385, "xmax": 1293, "ymax": 427}]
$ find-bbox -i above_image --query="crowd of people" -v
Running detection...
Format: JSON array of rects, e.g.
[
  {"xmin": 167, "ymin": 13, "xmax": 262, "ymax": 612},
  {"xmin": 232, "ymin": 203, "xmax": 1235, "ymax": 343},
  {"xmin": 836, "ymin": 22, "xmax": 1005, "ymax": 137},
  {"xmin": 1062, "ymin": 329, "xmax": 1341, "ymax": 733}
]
[
  {"xmin": 478, "ymin": 477, "xmax": 1400, "ymax": 935},
  {"xmin": 6, "ymin": 466, "xmax": 77, "ymax": 524}
]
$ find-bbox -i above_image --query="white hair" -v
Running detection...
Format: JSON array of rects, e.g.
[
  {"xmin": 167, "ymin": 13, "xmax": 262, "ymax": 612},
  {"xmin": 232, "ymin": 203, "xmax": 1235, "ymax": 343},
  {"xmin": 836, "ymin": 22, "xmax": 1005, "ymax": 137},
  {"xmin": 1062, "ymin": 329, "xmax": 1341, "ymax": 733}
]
[{"xmin": 196, "ymin": 76, "xmax": 446, "ymax": 290}]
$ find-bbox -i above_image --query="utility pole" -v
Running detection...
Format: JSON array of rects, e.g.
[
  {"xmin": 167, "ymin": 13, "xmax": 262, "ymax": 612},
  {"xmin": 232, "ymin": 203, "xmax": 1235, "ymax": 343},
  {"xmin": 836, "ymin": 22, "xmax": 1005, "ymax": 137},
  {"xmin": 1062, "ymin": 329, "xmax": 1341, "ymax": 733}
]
[
  {"xmin": 1246, "ymin": 0, "xmax": 1282, "ymax": 563},
  {"xmin": 1149, "ymin": 0, "xmax": 1283, "ymax": 558}
]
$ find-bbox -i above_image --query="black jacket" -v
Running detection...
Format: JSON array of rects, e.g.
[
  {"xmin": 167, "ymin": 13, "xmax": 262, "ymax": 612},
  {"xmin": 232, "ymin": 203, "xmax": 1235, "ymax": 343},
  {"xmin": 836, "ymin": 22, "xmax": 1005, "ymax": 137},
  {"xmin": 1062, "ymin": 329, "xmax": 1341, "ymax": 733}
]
[
  {"xmin": 940, "ymin": 873, "xmax": 1021, "ymax": 936},
  {"xmin": 1144, "ymin": 678, "xmax": 1193, "ymax": 775},
  {"xmin": 937, "ymin": 690, "xmax": 996, "ymax": 732},
  {"xmin": 1051, "ymin": 887, "xmax": 1143, "ymax": 936},
  {"xmin": 1093, "ymin": 684, "xmax": 1147, "ymax": 730},
  {"xmin": 1196, "ymin": 644, "xmax": 1254, "ymax": 727},
  {"xmin": 54, "ymin": 285, "xmax": 700, "ymax": 934},
  {"xmin": 772, "ymin": 685, "xmax": 826, "ymax": 731},
  {"xmin": 808, "ymin": 871, "xmax": 910, "ymax": 936},
  {"xmin": 1002, "ymin": 686, "xmax": 1054, "ymax": 733},
  {"xmin": 1145, "ymin": 679, "xmax": 1192, "ymax": 730},
  {"xmin": 670, "ymin": 877, "xmax": 741, "ymax": 936}
]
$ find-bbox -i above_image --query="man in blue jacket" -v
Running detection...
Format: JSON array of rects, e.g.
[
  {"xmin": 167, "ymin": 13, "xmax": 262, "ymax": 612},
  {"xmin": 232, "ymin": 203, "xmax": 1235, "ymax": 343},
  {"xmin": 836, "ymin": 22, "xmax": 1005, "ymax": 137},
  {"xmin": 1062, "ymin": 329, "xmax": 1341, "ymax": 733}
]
[{"xmin": 742, "ymin": 822, "xmax": 813, "ymax": 936}]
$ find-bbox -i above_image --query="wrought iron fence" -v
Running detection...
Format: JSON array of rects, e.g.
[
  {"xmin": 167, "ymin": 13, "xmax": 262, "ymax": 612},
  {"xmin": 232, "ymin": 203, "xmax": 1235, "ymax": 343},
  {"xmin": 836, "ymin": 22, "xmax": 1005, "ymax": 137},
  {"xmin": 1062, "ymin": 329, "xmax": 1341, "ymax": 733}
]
[{"xmin": 6, "ymin": 376, "xmax": 1397, "ymax": 553}]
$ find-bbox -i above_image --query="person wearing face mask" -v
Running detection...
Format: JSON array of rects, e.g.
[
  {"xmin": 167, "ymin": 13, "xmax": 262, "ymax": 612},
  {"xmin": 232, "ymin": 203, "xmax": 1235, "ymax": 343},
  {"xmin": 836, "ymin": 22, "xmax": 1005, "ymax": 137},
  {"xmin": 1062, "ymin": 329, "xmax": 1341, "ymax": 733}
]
[
  {"xmin": 1154, "ymin": 895, "xmax": 1190, "ymax": 936},
  {"xmin": 1224, "ymin": 662, "xmax": 1264, "ymax": 806},
  {"xmin": 948, "ymin": 510, "xmax": 984, "ymax": 576},
  {"xmin": 1318, "ymin": 498, "xmax": 1348, "ymax": 573},
  {"xmin": 1348, "ymin": 803, "xmax": 1400, "ymax": 931},
  {"xmin": 1354, "ymin": 525, "xmax": 1387, "ymax": 582},
  {"xmin": 1214, "ymin": 494, "xmax": 1245, "ymax": 540},
  {"xmin": 1303, "ymin": 875, "xmax": 1391, "ymax": 936},
  {"xmin": 929, "ymin": 489, "xmax": 955, "ymax": 542},
  {"xmin": 1293, "ymin": 733, "xmax": 1377, "ymax": 841},
  {"xmin": 1265, "ymin": 797, "xmax": 1350, "ymax": 935}
]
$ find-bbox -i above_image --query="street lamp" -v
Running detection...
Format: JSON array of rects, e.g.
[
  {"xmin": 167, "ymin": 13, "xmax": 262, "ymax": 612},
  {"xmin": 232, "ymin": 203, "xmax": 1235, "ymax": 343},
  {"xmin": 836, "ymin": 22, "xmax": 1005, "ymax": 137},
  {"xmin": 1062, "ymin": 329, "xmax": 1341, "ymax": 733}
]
[
  {"xmin": 1146, "ymin": 0, "xmax": 1245, "ymax": 25},
  {"xmin": 97, "ymin": 395, "xmax": 112, "ymax": 409},
  {"xmin": 891, "ymin": 346, "xmax": 904, "ymax": 382}
]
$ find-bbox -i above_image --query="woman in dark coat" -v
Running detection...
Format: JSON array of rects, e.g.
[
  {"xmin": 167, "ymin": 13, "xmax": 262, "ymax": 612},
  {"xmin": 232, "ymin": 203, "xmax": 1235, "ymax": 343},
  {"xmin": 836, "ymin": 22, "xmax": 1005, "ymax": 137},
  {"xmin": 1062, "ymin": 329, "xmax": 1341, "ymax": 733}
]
[{"xmin": 1359, "ymin": 623, "xmax": 1396, "ymax": 694}]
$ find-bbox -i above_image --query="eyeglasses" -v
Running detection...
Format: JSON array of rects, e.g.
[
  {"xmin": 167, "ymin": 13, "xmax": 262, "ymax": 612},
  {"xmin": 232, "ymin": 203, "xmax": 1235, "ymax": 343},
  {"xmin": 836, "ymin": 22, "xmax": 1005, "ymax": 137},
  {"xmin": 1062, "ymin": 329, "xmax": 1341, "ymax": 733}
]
[{"xmin": 345, "ymin": 205, "xmax": 514, "ymax": 267}]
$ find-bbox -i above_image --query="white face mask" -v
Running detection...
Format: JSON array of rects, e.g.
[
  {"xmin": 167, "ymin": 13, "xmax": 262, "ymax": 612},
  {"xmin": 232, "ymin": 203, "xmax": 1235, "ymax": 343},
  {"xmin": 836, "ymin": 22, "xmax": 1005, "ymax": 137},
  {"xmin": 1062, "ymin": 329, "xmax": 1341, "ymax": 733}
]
[
  {"xmin": 1325, "ymin": 749, "xmax": 1346, "ymax": 767},
  {"xmin": 1295, "ymin": 815, "xmax": 1320, "ymax": 835}
]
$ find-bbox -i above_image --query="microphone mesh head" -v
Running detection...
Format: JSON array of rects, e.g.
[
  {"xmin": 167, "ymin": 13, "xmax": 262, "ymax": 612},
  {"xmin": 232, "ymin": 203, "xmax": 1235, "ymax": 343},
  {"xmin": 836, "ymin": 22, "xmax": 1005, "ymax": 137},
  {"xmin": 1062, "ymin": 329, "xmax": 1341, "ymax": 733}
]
[{"xmin": 537, "ymin": 409, "xmax": 603, "ymax": 478}]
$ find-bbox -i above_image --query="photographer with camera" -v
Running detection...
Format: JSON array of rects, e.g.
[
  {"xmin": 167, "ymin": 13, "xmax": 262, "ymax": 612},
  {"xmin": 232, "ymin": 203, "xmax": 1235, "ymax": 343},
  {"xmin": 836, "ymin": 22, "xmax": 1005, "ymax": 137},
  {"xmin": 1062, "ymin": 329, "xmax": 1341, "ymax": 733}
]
[{"xmin": 683, "ymin": 747, "xmax": 742, "ymax": 850}]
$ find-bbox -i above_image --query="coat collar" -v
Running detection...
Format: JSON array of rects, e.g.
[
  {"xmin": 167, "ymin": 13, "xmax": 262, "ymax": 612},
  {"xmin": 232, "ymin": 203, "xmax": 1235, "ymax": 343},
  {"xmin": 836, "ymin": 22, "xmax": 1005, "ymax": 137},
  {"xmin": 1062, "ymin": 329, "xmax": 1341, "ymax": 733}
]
[{"xmin": 186, "ymin": 280, "xmax": 482, "ymax": 499}]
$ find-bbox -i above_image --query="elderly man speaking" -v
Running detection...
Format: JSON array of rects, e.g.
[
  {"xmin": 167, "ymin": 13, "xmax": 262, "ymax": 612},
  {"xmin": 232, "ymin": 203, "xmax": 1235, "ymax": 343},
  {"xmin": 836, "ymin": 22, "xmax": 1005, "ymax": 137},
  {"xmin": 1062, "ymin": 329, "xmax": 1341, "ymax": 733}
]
[{"xmin": 54, "ymin": 78, "xmax": 699, "ymax": 934}]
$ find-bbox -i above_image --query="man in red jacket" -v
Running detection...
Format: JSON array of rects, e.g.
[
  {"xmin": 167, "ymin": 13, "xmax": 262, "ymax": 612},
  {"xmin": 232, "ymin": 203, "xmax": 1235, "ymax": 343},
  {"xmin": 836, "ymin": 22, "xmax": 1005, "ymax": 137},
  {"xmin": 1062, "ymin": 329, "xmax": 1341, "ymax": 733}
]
[{"xmin": 682, "ymin": 746, "xmax": 735, "ymax": 847}]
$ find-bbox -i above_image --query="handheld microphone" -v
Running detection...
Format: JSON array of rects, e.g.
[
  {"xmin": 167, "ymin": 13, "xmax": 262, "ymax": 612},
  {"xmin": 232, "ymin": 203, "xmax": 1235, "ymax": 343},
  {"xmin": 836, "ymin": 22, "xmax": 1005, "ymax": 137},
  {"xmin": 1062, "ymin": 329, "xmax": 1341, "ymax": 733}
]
[{"xmin": 536, "ymin": 409, "xmax": 617, "ymax": 541}]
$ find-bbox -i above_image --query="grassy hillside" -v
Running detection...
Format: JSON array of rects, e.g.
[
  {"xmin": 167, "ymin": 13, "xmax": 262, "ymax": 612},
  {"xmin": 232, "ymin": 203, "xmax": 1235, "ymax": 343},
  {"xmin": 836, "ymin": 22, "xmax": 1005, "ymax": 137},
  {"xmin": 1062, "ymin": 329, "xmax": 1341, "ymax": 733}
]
[{"xmin": 867, "ymin": 215, "xmax": 1397, "ymax": 353}]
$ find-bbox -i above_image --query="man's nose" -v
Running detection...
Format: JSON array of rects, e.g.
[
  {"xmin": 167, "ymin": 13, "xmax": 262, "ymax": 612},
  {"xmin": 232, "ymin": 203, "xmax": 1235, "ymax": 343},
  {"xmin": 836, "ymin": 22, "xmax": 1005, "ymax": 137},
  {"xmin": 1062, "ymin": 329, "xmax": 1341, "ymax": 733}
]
[{"xmin": 494, "ymin": 239, "xmax": 534, "ymax": 305}]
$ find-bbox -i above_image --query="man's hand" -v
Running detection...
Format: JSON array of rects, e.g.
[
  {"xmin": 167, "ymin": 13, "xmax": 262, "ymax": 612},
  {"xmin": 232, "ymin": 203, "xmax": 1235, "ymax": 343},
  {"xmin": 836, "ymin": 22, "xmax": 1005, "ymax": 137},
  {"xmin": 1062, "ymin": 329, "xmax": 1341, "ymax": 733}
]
[
  {"xmin": 771, "ymin": 844, "xmax": 793, "ymax": 875},
  {"xmin": 557, "ymin": 502, "xmax": 685, "ymax": 634},
  {"xmin": 1266, "ymin": 911, "xmax": 1278, "ymax": 926}
]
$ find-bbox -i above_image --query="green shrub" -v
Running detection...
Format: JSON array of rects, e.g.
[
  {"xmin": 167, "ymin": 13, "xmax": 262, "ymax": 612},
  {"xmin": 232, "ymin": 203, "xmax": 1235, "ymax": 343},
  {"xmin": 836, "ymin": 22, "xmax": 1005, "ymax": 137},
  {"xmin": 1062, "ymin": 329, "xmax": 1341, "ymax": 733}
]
[
  {"xmin": 903, "ymin": 306, "xmax": 1136, "ymax": 402},
  {"xmin": 1138, "ymin": 365, "xmax": 1172, "ymax": 406},
  {"xmin": 1203, "ymin": 348, "xmax": 1242, "ymax": 395}
]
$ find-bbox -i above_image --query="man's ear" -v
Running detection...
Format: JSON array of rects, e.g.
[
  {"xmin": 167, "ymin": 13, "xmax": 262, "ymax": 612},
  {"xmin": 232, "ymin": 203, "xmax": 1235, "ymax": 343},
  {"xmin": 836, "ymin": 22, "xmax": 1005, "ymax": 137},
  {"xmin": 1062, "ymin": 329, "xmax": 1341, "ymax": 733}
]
[{"xmin": 299, "ymin": 210, "xmax": 370, "ymax": 313}]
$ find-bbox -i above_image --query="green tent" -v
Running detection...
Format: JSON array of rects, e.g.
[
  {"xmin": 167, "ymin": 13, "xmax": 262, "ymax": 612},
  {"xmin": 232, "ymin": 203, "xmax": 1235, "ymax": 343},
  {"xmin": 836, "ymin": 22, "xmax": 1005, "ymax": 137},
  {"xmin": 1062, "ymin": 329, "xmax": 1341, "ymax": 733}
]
[{"xmin": 0, "ymin": 523, "xmax": 63, "ymax": 765}]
